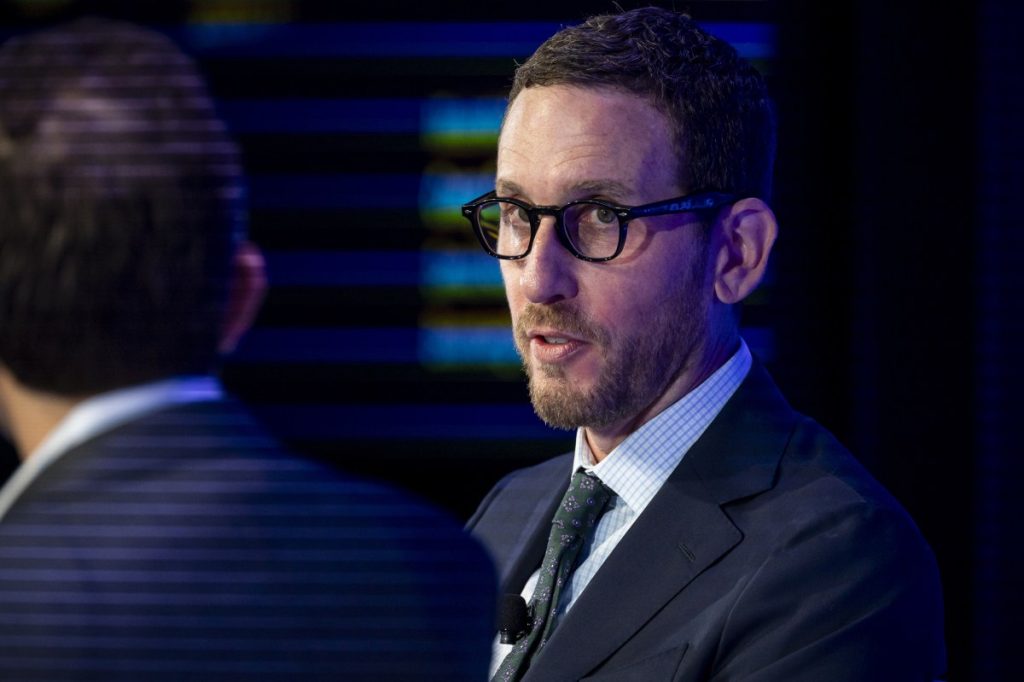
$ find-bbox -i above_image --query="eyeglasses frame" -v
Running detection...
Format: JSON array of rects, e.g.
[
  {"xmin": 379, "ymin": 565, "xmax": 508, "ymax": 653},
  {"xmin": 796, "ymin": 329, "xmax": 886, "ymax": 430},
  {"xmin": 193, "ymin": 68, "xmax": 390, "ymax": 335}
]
[{"xmin": 461, "ymin": 190, "xmax": 738, "ymax": 263}]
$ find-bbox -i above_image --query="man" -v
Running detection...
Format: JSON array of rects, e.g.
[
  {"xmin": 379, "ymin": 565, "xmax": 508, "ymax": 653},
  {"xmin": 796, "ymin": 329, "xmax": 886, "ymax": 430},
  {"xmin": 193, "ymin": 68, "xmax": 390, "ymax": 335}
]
[
  {"xmin": 0, "ymin": 18, "xmax": 493, "ymax": 680},
  {"xmin": 465, "ymin": 8, "xmax": 945, "ymax": 681}
]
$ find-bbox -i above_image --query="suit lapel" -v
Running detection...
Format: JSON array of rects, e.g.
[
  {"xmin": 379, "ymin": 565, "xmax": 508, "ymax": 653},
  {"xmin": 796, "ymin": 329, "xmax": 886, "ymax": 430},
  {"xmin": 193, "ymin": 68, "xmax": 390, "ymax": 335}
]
[
  {"xmin": 523, "ymin": 362, "xmax": 799, "ymax": 680},
  {"xmin": 526, "ymin": 459, "xmax": 742, "ymax": 681},
  {"xmin": 500, "ymin": 467, "xmax": 570, "ymax": 594}
]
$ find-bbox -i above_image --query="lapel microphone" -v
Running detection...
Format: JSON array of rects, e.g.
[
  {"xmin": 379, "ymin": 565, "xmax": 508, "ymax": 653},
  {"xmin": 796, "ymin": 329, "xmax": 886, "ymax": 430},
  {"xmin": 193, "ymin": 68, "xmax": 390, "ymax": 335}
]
[{"xmin": 499, "ymin": 594, "xmax": 531, "ymax": 644}]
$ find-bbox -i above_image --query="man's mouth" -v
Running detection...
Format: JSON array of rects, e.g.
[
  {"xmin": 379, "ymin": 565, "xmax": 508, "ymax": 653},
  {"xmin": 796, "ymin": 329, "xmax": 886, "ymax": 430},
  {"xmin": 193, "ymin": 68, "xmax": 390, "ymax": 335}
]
[
  {"xmin": 515, "ymin": 304, "xmax": 608, "ymax": 366},
  {"xmin": 525, "ymin": 330, "xmax": 589, "ymax": 365},
  {"xmin": 528, "ymin": 329, "xmax": 584, "ymax": 345}
]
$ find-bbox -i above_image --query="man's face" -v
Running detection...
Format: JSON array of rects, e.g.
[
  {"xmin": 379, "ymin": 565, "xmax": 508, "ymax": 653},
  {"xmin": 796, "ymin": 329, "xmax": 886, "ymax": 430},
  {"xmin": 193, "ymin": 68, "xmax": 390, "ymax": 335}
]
[{"xmin": 497, "ymin": 85, "xmax": 716, "ymax": 434}]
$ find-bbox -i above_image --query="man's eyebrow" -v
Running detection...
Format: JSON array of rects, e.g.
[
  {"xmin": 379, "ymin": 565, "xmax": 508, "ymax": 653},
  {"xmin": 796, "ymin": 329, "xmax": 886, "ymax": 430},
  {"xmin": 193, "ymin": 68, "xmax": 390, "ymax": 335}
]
[
  {"xmin": 495, "ymin": 179, "xmax": 524, "ymax": 197},
  {"xmin": 569, "ymin": 179, "xmax": 634, "ymax": 200},
  {"xmin": 494, "ymin": 179, "xmax": 636, "ymax": 201}
]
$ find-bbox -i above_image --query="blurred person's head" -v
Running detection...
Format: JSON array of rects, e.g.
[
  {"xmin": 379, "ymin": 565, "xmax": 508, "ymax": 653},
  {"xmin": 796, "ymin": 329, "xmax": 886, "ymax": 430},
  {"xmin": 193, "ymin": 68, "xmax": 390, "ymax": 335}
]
[{"xmin": 0, "ymin": 17, "xmax": 263, "ymax": 400}]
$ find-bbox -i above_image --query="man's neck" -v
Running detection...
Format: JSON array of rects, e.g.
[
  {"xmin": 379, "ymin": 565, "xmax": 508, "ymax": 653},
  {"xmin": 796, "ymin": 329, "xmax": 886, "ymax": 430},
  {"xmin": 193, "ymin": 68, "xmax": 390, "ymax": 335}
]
[{"xmin": 0, "ymin": 370, "xmax": 83, "ymax": 460}]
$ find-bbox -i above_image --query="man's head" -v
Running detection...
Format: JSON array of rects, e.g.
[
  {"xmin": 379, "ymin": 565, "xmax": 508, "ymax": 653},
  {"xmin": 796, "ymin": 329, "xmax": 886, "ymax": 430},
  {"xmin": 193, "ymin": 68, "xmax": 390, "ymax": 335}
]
[
  {"xmin": 0, "ymin": 18, "xmax": 263, "ymax": 398},
  {"xmin": 492, "ymin": 8, "xmax": 777, "ymax": 453}
]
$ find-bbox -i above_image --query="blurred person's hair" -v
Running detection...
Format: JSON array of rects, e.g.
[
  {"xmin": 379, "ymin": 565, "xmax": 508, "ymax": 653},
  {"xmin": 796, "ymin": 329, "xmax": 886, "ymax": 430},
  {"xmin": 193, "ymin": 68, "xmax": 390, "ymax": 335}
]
[{"xmin": 0, "ymin": 17, "xmax": 245, "ymax": 395}]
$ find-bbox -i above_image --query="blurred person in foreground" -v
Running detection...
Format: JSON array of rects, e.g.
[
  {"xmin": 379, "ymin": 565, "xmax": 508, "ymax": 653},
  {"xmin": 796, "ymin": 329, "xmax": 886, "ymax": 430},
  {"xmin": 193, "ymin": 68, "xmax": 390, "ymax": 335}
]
[
  {"xmin": 464, "ymin": 7, "xmax": 945, "ymax": 681},
  {"xmin": 0, "ymin": 17, "xmax": 493, "ymax": 680}
]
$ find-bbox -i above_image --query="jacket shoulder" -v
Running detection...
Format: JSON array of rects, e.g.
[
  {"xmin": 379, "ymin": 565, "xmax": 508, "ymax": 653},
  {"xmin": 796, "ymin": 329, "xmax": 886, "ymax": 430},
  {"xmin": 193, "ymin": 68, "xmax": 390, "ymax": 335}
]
[{"xmin": 467, "ymin": 453, "xmax": 571, "ymax": 574}]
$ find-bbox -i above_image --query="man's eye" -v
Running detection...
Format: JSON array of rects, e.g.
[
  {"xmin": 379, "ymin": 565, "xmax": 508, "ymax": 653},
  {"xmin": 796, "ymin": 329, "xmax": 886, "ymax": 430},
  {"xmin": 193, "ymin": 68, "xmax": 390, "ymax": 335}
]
[
  {"xmin": 581, "ymin": 205, "xmax": 616, "ymax": 226},
  {"xmin": 500, "ymin": 205, "xmax": 528, "ymax": 225}
]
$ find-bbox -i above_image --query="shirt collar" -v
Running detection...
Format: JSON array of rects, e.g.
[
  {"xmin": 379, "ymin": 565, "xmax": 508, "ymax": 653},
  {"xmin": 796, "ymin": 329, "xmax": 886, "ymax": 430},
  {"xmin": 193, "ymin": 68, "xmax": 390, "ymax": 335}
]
[
  {"xmin": 573, "ymin": 339, "xmax": 752, "ymax": 517},
  {"xmin": 0, "ymin": 376, "xmax": 223, "ymax": 522}
]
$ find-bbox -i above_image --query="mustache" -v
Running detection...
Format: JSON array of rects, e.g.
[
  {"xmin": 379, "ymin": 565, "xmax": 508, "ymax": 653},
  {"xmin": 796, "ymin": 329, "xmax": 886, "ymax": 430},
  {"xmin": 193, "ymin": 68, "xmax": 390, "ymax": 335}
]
[{"xmin": 514, "ymin": 303, "xmax": 609, "ymax": 346}]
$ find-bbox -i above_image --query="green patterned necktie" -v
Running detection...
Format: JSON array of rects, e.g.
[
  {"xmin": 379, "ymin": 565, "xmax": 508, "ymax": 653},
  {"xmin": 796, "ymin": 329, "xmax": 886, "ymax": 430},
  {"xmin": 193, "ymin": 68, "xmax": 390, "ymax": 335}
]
[{"xmin": 492, "ymin": 470, "xmax": 613, "ymax": 682}]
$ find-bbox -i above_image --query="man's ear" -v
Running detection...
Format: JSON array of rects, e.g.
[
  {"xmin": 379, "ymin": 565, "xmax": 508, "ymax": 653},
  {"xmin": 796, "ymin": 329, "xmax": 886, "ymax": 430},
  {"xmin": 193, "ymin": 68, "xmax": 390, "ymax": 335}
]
[
  {"xmin": 0, "ymin": 365, "xmax": 13, "ymax": 439},
  {"xmin": 711, "ymin": 197, "xmax": 778, "ymax": 304},
  {"xmin": 218, "ymin": 240, "xmax": 267, "ymax": 354}
]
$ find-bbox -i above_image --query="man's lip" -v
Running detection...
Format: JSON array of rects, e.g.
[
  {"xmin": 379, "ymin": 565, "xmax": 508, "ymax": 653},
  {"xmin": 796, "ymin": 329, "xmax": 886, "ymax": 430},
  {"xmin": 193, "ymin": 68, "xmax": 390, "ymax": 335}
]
[
  {"xmin": 526, "ymin": 328, "xmax": 586, "ymax": 343},
  {"xmin": 528, "ymin": 332, "xmax": 588, "ymax": 364}
]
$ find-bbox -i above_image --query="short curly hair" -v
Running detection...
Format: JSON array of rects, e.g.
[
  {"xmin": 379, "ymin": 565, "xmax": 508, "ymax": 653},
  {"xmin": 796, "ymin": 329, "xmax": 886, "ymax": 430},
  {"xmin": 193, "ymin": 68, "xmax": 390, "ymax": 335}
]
[{"xmin": 509, "ymin": 7, "xmax": 775, "ymax": 200}]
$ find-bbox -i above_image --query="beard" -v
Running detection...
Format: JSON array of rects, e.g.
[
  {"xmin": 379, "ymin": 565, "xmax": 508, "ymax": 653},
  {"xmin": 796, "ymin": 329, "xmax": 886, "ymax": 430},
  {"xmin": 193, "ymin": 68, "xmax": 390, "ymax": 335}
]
[{"xmin": 513, "ymin": 257, "xmax": 708, "ymax": 431}]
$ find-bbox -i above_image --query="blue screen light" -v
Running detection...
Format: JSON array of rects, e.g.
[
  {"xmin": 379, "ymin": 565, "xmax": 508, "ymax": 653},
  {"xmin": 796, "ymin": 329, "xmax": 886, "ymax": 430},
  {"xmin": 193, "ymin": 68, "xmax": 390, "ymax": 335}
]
[
  {"xmin": 262, "ymin": 249, "xmax": 500, "ymax": 289},
  {"xmin": 421, "ymin": 97, "xmax": 505, "ymax": 150},
  {"xmin": 422, "ymin": 250, "xmax": 502, "ymax": 288},
  {"xmin": 419, "ymin": 171, "xmax": 493, "ymax": 228},
  {"xmin": 217, "ymin": 96, "xmax": 505, "ymax": 138},
  {"xmin": 419, "ymin": 326, "xmax": 518, "ymax": 366},
  {"xmin": 176, "ymin": 22, "xmax": 561, "ymax": 58},
  {"xmin": 701, "ymin": 22, "xmax": 776, "ymax": 60},
  {"xmin": 175, "ymin": 22, "xmax": 772, "ymax": 60},
  {"xmin": 234, "ymin": 325, "xmax": 518, "ymax": 367}
]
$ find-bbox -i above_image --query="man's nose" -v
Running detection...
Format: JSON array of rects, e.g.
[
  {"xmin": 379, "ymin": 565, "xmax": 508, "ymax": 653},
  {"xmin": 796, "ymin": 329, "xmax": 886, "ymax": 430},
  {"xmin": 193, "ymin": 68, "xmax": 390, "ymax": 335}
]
[{"xmin": 518, "ymin": 216, "xmax": 578, "ymax": 305}]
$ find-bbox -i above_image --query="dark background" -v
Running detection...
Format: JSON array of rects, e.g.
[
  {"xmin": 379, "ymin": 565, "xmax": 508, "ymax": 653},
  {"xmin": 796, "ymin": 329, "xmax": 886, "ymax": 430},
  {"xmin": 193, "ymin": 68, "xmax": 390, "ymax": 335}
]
[{"xmin": 0, "ymin": 1, "xmax": 1020, "ymax": 680}]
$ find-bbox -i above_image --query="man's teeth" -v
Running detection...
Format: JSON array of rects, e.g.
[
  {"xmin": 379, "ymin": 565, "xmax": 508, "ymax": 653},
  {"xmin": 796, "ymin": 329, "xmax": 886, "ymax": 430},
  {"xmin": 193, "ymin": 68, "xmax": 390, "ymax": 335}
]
[{"xmin": 543, "ymin": 336, "xmax": 569, "ymax": 344}]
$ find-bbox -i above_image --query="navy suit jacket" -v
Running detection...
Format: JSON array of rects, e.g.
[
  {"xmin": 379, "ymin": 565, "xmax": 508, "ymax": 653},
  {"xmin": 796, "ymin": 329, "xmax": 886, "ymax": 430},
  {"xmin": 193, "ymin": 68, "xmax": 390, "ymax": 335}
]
[
  {"xmin": 469, "ymin": 363, "xmax": 945, "ymax": 681},
  {"xmin": 0, "ymin": 399, "xmax": 495, "ymax": 681}
]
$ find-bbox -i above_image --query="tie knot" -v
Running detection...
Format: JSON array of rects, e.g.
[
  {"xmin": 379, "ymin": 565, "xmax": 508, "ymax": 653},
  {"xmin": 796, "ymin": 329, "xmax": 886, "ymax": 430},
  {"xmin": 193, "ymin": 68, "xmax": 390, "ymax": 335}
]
[{"xmin": 551, "ymin": 471, "xmax": 613, "ymax": 538}]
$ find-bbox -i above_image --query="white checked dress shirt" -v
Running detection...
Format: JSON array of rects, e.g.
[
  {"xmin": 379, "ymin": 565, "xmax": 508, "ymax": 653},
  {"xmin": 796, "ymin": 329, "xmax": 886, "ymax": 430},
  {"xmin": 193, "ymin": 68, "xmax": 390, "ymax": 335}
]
[{"xmin": 491, "ymin": 340, "xmax": 752, "ymax": 674}]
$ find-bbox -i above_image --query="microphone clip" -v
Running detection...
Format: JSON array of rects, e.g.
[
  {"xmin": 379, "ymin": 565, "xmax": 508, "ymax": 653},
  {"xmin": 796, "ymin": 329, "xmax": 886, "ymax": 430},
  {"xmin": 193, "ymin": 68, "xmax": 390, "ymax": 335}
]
[{"xmin": 499, "ymin": 594, "xmax": 532, "ymax": 644}]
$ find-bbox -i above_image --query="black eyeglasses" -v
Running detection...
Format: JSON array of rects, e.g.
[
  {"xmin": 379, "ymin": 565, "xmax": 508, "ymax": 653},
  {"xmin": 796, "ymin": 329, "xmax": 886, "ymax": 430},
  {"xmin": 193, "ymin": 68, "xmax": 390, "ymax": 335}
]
[{"xmin": 461, "ymin": 190, "xmax": 736, "ymax": 262}]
